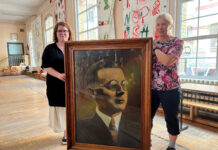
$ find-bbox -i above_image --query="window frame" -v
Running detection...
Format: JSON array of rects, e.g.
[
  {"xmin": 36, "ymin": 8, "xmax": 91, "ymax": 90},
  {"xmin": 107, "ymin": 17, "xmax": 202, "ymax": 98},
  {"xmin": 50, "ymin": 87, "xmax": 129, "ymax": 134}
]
[
  {"xmin": 44, "ymin": 15, "xmax": 54, "ymax": 46},
  {"xmin": 176, "ymin": 0, "xmax": 218, "ymax": 80},
  {"xmin": 75, "ymin": 0, "xmax": 99, "ymax": 41}
]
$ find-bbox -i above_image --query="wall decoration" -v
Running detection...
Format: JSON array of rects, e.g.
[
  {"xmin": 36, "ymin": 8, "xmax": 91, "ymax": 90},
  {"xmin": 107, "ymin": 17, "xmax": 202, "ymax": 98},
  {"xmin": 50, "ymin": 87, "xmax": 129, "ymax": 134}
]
[
  {"xmin": 10, "ymin": 33, "xmax": 18, "ymax": 41},
  {"xmin": 31, "ymin": 16, "xmax": 43, "ymax": 67},
  {"xmin": 97, "ymin": 0, "xmax": 115, "ymax": 40},
  {"xmin": 55, "ymin": 0, "xmax": 65, "ymax": 23},
  {"xmin": 123, "ymin": 0, "xmax": 168, "ymax": 39}
]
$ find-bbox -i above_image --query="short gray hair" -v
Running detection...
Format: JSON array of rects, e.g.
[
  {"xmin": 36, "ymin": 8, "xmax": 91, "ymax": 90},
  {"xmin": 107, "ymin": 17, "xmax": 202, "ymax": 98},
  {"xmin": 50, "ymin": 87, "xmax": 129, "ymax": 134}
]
[{"xmin": 156, "ymin": 13, "xmax": 173, "ymax": 25}]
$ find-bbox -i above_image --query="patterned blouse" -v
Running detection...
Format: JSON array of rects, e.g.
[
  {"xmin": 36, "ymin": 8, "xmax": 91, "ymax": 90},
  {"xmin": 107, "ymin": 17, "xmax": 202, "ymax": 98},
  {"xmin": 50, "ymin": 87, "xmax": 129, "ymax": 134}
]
[{"xmin": 152, "ymin": 37, "xmax": 184, "ymax": 91}]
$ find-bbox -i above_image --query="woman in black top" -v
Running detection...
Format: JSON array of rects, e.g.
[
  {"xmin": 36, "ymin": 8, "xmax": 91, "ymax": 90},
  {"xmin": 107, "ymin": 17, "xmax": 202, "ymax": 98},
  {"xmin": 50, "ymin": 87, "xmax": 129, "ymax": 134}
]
[{"xmin": 41, "ymin": 22, "xmax": 72, "ymax": 144}]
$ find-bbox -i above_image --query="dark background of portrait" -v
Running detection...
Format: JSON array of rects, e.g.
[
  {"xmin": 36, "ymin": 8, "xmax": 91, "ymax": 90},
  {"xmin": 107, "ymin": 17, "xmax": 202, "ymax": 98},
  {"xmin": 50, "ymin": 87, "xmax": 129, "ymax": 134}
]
[{"xmin": 74, "ymin": 49, "xmax": 142, "ymax": 120}]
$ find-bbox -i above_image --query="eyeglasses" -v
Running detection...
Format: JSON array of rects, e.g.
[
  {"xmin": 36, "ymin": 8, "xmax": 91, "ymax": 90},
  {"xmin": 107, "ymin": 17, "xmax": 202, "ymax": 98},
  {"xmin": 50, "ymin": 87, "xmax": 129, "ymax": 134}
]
[
  {"xmin": 57, "ymin": 30, "xmax": 69, "ymax": 33},
  {"xmin": 104, "ymin": 80, "xmax": 128, "ymax": 91}
]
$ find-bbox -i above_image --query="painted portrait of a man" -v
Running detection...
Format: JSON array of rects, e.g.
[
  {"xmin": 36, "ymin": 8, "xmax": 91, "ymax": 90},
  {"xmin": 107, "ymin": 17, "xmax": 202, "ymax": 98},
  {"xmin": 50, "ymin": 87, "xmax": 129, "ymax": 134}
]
[{"xmin": 74, "ymin": 50, "xmax": 142, "ymax": 148}]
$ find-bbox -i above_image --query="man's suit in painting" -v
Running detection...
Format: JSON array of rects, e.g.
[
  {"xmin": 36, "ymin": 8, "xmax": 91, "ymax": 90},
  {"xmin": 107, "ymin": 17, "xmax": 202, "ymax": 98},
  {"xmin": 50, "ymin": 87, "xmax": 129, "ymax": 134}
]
[{"xmin": 76, "ymin": 112, "xmax": 141, "ymax": 148}]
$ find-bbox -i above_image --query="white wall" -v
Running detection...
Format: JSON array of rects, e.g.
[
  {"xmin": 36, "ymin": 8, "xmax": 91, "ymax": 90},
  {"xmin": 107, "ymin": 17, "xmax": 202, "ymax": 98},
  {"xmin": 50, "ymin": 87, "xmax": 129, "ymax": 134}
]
[{"xmin": 0, "ymin": 22, "xmax": 26, "ymax": 67}]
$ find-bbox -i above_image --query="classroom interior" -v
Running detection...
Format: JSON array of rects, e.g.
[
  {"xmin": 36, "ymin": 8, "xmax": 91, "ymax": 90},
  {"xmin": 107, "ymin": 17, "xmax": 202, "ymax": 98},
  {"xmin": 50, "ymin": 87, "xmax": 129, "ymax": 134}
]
[{"xmin": 0, "ymin": 0, "xmax": 217, "ymax": 150}]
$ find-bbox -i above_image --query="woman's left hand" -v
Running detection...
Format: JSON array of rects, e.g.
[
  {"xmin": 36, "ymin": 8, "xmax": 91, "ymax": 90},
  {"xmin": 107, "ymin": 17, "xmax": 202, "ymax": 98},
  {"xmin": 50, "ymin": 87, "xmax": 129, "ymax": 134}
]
[{"xmin": 58, "ymin": 73, "xmax": 66, "ymax": 82}]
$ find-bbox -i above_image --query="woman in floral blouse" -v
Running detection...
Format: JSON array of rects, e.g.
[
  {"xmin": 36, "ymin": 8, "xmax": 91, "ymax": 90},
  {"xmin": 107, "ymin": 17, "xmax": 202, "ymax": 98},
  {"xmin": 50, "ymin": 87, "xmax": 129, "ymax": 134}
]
[{"xmin": 151, "ymin": 13, "xmax": 184, "ymax": 150}]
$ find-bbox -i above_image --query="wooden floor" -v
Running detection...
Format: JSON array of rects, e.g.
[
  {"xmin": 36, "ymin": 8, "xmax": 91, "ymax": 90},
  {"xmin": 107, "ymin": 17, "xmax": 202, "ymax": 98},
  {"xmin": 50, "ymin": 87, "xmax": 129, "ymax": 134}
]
[{"xmin": 0, "ymin": 75, "xmax": 217, "ymax": 150}]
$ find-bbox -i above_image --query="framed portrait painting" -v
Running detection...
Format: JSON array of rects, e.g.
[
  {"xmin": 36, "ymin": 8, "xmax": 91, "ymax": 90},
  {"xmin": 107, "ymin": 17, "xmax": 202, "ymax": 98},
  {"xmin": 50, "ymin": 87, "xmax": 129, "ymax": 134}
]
[{"xmin": 65, "ymin": 38, "xmax": 152, "ymax": 150}]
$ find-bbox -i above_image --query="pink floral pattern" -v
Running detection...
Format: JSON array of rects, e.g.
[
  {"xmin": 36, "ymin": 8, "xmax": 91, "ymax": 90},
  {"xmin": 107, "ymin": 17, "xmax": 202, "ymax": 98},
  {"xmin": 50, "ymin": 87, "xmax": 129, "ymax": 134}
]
[{"xmin": 152, "ymin": 37, "xmax": 184, "ymax": 91}]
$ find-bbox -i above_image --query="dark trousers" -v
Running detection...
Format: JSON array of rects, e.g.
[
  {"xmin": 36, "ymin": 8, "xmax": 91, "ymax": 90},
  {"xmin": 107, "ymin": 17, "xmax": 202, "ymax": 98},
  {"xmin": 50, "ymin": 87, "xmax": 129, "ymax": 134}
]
[{"xmin": 151, "ymin": 87, "xmax": 182, "ymax": 135}]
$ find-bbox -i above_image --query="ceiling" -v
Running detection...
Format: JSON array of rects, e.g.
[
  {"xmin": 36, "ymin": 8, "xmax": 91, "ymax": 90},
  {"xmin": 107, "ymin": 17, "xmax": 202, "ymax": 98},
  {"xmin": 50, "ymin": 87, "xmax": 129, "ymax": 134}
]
[{"xmin": 0, "ymin": 0, "xmax": 45, "ymax": 23}]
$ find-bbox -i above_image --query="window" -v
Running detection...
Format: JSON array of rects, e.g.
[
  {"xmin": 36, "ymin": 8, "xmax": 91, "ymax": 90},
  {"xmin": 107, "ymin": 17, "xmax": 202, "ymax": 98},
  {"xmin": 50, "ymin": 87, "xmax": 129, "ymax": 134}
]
[
  {"xmin": 45, "ymin": 16, "xmax": 54, "ymax": 45},
  {"xmin": 76, "ymin": 0, "xmax": 98, "ymax": 40},
  {"xmin": 178, "ymin": 0, "xmax": 218, "ymax": 79}
]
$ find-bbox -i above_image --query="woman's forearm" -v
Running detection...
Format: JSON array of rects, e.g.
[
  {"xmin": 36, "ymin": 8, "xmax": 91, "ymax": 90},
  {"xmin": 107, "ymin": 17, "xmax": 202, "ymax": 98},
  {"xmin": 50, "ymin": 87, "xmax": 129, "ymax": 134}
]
[
  {"xmin": 155, "ymin": 49, "xmax": 178, "ymax": 67},
  {"xmin": 44, "ymin": 67, "xmax": 65, "ymax": 82}
]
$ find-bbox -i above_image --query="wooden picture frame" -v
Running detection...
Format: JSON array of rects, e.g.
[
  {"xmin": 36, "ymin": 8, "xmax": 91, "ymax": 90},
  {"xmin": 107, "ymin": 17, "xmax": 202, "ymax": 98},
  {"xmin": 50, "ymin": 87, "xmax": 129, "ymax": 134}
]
[{"xmin": 65, "ymin": 38, "xmax": 152, "ymax": 150}]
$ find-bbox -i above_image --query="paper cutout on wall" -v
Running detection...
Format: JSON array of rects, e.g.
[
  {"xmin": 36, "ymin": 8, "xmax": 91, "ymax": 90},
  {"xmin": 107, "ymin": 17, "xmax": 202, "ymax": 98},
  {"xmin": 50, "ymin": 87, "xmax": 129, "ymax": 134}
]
[
  {"xmin": 55, "ymin": 0, "xmax": 65, "ymax": 23},
  {"xmin": 123, "ymin": 0, "xmax": 168, "ymax": 39},
  {"xmin": 31, "ymin": 16, "xmax": 43, "ymax": 67},
  {"xmin": 98, "ymin": 0, "xmax": 115, "ymax": 40}
]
